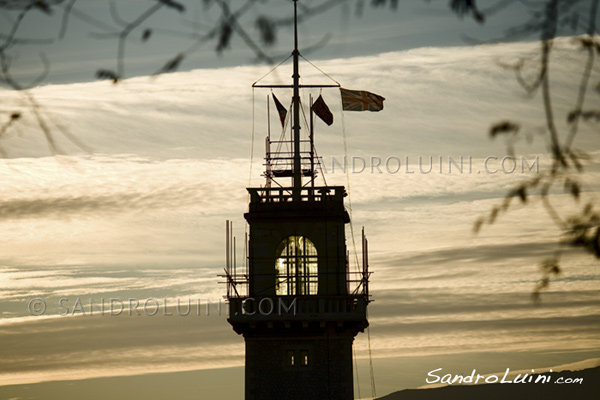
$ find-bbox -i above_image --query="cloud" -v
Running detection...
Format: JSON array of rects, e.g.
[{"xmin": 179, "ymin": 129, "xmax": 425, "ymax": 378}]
[
  {"xmin": 1, "ymin": 38, "xmax": 599, "ymax": 391},
  {"xmin": 0, "ymin": 310, "xmax": 242, "ymax": 385},
  {"xmin": 379, "ymin": 241, "xmax": 563, "ymax": 269},
  {"xmin": 2, "ymin": 37, "xmax": 597, "ymax": 161},
  {"xmin": 0, "ymin": 156, "xmax": 250, "ymax": 219}
]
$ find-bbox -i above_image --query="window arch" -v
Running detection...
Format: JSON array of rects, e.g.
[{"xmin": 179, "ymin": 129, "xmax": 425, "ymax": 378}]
[{"xmin": 275, "ymin": 236, "xmax": 318, "ymax": 295}]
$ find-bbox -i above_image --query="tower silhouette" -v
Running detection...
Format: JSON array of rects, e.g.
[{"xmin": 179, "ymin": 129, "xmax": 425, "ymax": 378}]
[{"xmin": 224, "ymin": 2, "xmax": 371, "ymax": 399}]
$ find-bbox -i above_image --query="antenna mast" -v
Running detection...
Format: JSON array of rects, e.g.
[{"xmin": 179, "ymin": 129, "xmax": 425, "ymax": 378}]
[
  {"xmin": 292, "ymin": 0, "xmax": 301, "ymax": 200},
  {"xmin": 252, "ymin": 0, "xmax": 340, "ymax": 192}
]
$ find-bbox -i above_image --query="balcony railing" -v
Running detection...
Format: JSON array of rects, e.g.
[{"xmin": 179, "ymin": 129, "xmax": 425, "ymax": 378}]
[
  {"xmin": 248, "ymin": 186, "xmax": 346, "ymax": 205},
  {"xmin": 228, "ymin": 295, "xmax": 367, "ymax": 322}
]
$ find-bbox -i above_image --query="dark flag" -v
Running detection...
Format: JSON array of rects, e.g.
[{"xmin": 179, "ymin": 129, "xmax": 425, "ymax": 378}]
[
  {"xmin": 272, "ymin": 94, "xmax": 287, "ymax": 128},
  {"xmin": 311, "ymin": 95, "xmax": 333, "ymax": 126},
  {"xmin": 340, "ymin": 88, "xmax": 385, "ymax": 112}
]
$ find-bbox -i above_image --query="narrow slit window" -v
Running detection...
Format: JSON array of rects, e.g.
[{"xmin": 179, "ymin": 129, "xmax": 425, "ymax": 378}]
[
  {"xmin": 300, "ymin": 350, "xmax": 309, "ymax": 366},
  {"xmin": 286, "ymin": 350, "xmax": 295, "ymax": 367}
]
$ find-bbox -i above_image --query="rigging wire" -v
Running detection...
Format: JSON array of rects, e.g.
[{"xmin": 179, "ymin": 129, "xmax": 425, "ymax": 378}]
[
  {"xmin": 340, "ymin": 91, "xmax": 366, "ymax": 397},
  {"xmin": 243, "ymin": 88, "xmax": 257, "ymax": 284},
  {"xmin": 300, "ymin": 54, "xmax": 341, "ymax": 86},
  {"xmin": 249, "ymin": 88, "xmax": 256, "ymax": 188},
  {"xmin": 339, "ymin": 97, "xmax": 362, "ymax": 278},
  {"xmin": 354, "ymin": 346, "xmax": 362, "ymax": 400},
  {"xmin": 253, "ymin": 54, "xmax": 293, "ymax": 86},
  {"xmin": 367, "ymin": 310, "xmax": 377, "ymax": 399},
  {"xmin": 340, "ymin": 94, "xmax": 377, "ymax": 399}
]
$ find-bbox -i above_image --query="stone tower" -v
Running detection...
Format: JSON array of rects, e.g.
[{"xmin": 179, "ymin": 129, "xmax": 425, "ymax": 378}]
[{"xmin": 224, "ymin": 2, "xmax": 370, "ymax": 399}]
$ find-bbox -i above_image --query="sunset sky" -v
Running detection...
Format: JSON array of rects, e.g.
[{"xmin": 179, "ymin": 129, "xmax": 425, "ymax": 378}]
[{"xmin": 1, "ymin": 1, "xmax": 599, "ymax": 399}]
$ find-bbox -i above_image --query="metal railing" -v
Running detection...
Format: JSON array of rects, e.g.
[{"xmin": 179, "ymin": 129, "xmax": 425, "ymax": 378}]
[
  {"xmin": 247, "ymin": 186, "xmax": 346, "ymax": 204},
  {"xmin": 228, "ymin": 295, "xmax": 368, "ymax": 321}
]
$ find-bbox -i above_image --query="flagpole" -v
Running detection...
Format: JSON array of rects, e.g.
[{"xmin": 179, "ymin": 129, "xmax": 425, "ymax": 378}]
[
  {"xmin": 267, "ymin": 94, "xmax": 271, "ymax": 142},
  {"xmin": 292, "ymin": 0, "xmax": 301, "ymax": 200}
]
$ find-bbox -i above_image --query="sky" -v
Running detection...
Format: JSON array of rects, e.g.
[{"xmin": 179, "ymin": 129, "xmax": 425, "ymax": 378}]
[{"xmin": 1, "ymin": 1, "xmax": 600, "ymax": 399}]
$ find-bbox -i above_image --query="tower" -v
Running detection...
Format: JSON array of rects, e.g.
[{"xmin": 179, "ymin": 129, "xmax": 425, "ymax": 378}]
[{"xmin": 224, "ymin": 2, "xmax": 371, "ymax": 399}]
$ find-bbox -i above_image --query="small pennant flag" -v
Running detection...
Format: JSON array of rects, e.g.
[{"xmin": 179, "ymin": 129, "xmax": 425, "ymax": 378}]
[
  {"xmin": 340, "ymin": 88, "xmax": 385, "ymax": 112},
  {"xmin": 272, "ymin": 94, "xmax": 287, "ymax": 128},
  {"xmin": 311, "ymin": 95, "xmax": 333, "ymax": 126}
]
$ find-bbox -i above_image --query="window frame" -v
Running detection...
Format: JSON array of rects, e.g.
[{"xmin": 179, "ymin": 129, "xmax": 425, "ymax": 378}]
[{"xmin": 275, "ymin": 235, "xmax": 318, "ymax": 296}]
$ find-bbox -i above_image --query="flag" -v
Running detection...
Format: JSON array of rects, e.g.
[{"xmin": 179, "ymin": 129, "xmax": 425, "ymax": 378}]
[
  {"xmin": 340, "ymin": 88, "xmax": 385, "ymax": 112},
  {"xmin": 311, "ymin": 95, "xmax": 333, "ymax": 126},
  {"xmin": 272, "ymin": 94, "xmax": 287, "ymax": 128}
]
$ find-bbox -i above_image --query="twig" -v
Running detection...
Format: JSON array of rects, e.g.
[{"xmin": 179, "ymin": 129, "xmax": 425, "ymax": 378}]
[{"xmin": 564, "ymin": 0, "xmax": 599, "ymax": 153}]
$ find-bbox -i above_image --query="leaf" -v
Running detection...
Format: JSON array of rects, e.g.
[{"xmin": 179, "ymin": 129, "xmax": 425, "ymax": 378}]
[
  {"xmin": 515, "ymin": 186, "xmax": 527, "ymax": 203},
  {"xmin": 255, "ymin": 16, "xmax": 276, "ymax": 46},
  {"xmin": 490, "ymin": 121, "xmax": 520, "ymax": 138},
  {"xmin": 96, "ymin": 69, "xmax": 120, "ymax": 83},
  {"xmin": 568, "ymin": 109, "xmax": 600, "ymax": 124},
  {"xmin": 488, "ymin": 206, "xmax": 500, "ymax": 224},
  {"xmin": 449, "ymin": 0, "xmax": 484, "ymax": 23},
  {"xmin": 573, "ymin": 36, "xmax": 594, "ymax": 49},
  {"xmin": 371, "ymin": 0, "xmax": 399, "ymax": 10},
  {"xmin": 33, "ymin": 1, "xmax": 53, "ymax": 15},
  {"xmin": 473, "ymin": 217, "xmax": 484, "ymax": 234},
  {"xmin": 156, "ymin": 53, "xmax": 185, "ymax": 74},
  {"xmin": 582, "ymin": 110, "xmax": 600, "ymax": 122},
  {"xmin": 567, "ymin": 110, "xmax": 579, "ymax": 124},
  {"xmin": 593, "ymin": 227, "xmax": 600, "ymax": 258},
  {"xmin": 563, "ymin": 178, "xmax": 580, "ymax": 200},
  {"xmin": 540, "ymin": 258, "xmax": 560, "ymax": 275},
  {"xmin": 569, "ymin": 181, "xmax": 580, "ymax": 200},
  {"xmin": 216, "ymin": 21, "xmax": 232, "ymax": 53},
  {"xmin": 159, "ymin": 0, "xmax": 185, "ymax": 13},
  {"xmin": 142, "ymin": 29, "xmax": 152, "ymax": 42}
]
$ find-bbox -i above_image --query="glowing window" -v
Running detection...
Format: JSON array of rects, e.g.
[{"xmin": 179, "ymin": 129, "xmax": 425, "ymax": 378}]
[
  {"xmin": 286, "ymin": 350, "xmax": 295, "ymax": 366},
  {"xmin": 275, "ymin": 236, "xmax": 318, "ymax": 295},
  {"xmin": 300, "ymin": 350, "xmax": 309, "ymax": 366}
]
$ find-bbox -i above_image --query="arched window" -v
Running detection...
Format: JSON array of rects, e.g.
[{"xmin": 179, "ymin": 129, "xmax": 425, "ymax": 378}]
[{"xmin": 275, "ymin": 236, "xmax": 318, "ymax": 295}]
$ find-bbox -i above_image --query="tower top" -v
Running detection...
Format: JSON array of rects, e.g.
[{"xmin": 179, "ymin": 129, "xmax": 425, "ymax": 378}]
[
  {"xmin": 223, "ymin": 5, "xmax": 373, "ymax": 396},
  {"xmin": 252, "ymin": 1, "xmax": 340, "ymax": 200}
]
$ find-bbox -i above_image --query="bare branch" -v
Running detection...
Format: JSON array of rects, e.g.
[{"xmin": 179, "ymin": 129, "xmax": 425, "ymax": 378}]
[
  {"xmin": 25, "ymin": 52, "xmax": 50, "ymax": 88},
  {"xmin": 109, "ymin": 1, "xmax": 131, "ymax": 28},
  {"xmin": 213, "ymin": 0, "xmax": 274, "ymax": 63},
  {"xmin": 58, "ymin": 0, "xmax": 77, "ymax": 39},
  {"xmin": 563, "ymin": 0, "xmax": 599, "ymax": 153},
  {"xmin": 114, "ymin": 1, "xmax": 165, "ymax": 80},
  {"xmin": 0, "ymin": 3, "xmax": 34, "ymax": 52},
  {"xmin": 540, "ymin": 180, "xmax": 567, "ymax": 230}
]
